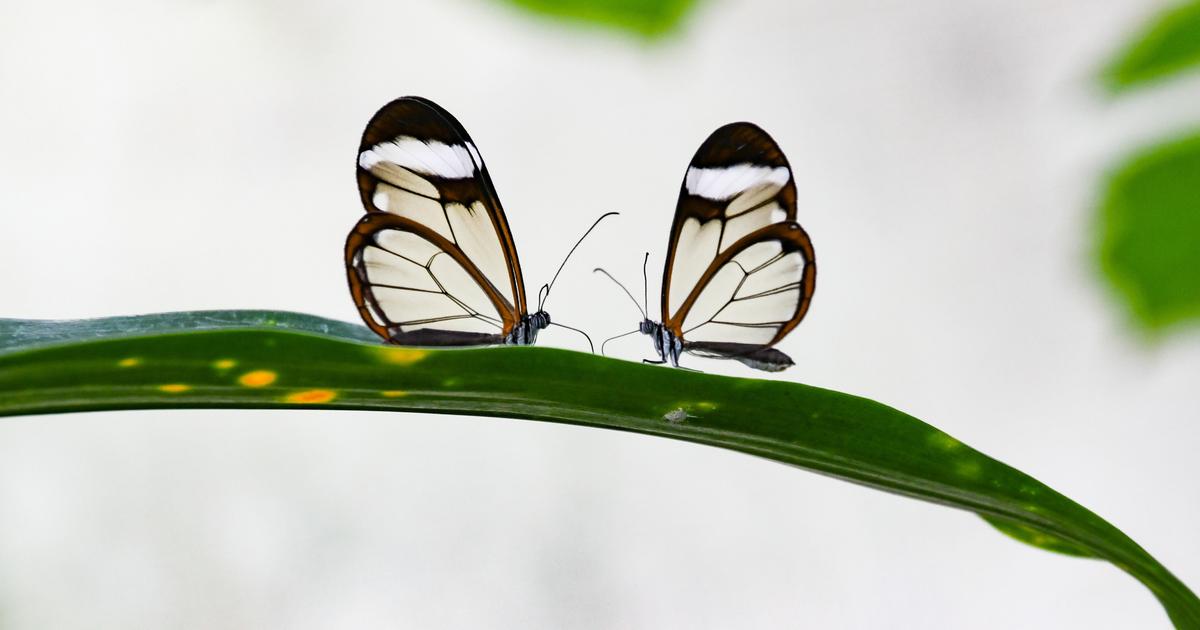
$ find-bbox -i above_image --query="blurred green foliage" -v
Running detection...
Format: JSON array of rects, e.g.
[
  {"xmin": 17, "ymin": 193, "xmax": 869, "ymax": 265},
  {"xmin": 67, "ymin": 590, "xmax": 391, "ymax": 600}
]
[
  {"xmin": 1098, "ymin": 3, "xmax": 1200, "ymax": 334},
  {"xmin": 1098, "ymin": 133, "xmax": 1200, "ymax": 332},
  {"xmin": 1103, "ymin": 1, "xmax": 1200, "ymax": 91},
  {"xmin": 498, "ymin": 0, "xmax": 699, "ymax": 37}
]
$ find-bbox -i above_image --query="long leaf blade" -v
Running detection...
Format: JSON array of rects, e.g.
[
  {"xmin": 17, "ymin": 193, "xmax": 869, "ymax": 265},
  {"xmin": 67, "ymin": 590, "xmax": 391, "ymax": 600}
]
[{"xmin": 0, "ymin": 311, "xmax": 1196, "ymax": 627}]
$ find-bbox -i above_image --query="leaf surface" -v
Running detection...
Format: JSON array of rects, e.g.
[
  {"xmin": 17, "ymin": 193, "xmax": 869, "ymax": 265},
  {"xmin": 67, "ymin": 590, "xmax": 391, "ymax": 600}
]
[{"xmin": 1, "ymin": 311, "xmax": 1196, "ymax": 627}]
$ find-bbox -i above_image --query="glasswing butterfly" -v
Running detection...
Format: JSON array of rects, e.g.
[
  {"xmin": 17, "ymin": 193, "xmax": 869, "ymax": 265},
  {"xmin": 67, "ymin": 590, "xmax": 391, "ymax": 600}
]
[
  {"xmin": 598, "ymin": 122, "xmax": 816, "ymax": 371},
  {"xmin": 345, "ymin": 96, "xmax": 605, "ymax": 349}
]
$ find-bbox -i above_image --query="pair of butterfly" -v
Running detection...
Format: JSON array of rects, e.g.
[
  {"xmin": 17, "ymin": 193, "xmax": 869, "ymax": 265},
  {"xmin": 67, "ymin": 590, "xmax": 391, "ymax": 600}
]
[{"xmin": 345, "ymin": 97, "xmax": 815, "ymax": 372}]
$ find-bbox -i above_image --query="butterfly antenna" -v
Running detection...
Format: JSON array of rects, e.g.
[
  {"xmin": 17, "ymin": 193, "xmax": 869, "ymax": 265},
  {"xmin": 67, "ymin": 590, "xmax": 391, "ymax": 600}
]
[
  {"xmin": 600, "ymin": 328, "xmax": 640, "ymax": 356},
  {"xmin": 593, "ymin": 267, "xmax": 648, "ymax": 319},
  {"xmin": 641, "ymin": 251, "xmax": 650, "ymax": 317},
  {"xmin": 548, "ymin": 321, "xmax": 595, "ymax": 353},
  {"xmin": 539, "ymin": 211, "xmax": 618, "ymax": 311}
]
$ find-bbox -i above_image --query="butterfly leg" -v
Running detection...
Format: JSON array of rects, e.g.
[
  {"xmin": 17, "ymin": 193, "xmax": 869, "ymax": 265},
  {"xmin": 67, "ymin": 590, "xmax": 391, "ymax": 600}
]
[
  {"xmin": 643, "ymin": 358, "xmax": 666, "ymax": 364},
  {"xmin": 668, "ymin": 338, "xmax": 684, "ymax": 368},
  {"xmin": 667, "ymin": 357, "xmax": 700, "ymax": 372}
]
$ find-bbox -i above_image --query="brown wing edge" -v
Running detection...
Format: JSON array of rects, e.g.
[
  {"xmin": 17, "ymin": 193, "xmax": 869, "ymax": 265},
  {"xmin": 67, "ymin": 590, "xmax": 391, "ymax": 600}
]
[
  {"xmin": 344, "ymin": 212, "xmax": 517, "ymax": 346},
  {"xmin": 661, "ymin": 122, "xmax": 798, "ymax": 323},
  {"xmin": 355, "ymin": 96, "xmax": 529, "ymax": 315},
  {"xmin": 665, "ymin": 220, "xmax": 816, "ymax": 348}
]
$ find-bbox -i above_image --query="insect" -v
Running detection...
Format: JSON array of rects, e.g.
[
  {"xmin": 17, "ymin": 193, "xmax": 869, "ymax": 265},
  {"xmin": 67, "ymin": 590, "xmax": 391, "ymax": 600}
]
[
  {"xmin": 345, "ymin": 96, "xmax": 605, "ymax": 349},
  {"xmin": 598, "ymin": 122, "xmax": 816, "ymax": 371}
]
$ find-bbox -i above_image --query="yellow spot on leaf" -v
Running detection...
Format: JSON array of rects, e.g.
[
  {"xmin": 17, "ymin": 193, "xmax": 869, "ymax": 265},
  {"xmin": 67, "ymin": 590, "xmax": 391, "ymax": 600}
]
[
  {"xmin": 158, "ymin": 384, "xmax": 190, "ymax": 393},
  {"xmin": 956, "ymin": 460, "xmax": 982, "ymax": 478},
  {"xmin": 238, "ymin": 370, "xmax": 277, "ymax": 387},
  {"xmin": 213, "ymin": 359, "xmax": 237, "ymax": 370},
  {"xmin": 927, "ymin": 433, "xmax": 962, "ymax": 451},
  {"xmin": 377, "ymin": 347, "xmax": 427, "ymax": 365},
  {"xmin": 695, "ymin": 401, "xmax": 717, "ymax": 411},
  {"xmin": 284, "ymin": 389, "xmax": 336, "ymax": 404},
  {"xmin": 381, "ymin": 390, "xmax": 407, "ymax": 398},
  {"xmin": 117, "ymin": 357, "xmax": 141, "ymax": 368}
]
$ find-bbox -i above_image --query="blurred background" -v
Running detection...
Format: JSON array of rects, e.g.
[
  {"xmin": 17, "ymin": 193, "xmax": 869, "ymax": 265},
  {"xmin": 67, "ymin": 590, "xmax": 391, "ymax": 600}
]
[{"xmin": 1, "ymin": 0, "xmax": 1199, "ymax": 627}]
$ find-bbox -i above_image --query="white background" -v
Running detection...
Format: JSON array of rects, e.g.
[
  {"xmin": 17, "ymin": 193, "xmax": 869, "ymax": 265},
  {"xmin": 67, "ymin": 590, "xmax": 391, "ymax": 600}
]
[{"xmin": 2, "ymin": 0, "xmax": 1199, "ymax": 627}]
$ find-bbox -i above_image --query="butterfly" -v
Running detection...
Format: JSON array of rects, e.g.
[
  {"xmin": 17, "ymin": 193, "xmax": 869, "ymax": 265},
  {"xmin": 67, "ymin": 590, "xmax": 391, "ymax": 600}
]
[
  {"xmin": 345, "ymin": 96, "xmax": 604, "ymax": 348},
  {"xmin": 598, "ymin": 122, "xmax": 816, "ymax": 371}
]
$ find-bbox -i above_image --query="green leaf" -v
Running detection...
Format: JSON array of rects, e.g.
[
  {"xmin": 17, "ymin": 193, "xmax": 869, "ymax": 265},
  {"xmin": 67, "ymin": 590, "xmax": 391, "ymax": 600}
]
[
  {"xmin": 496, "ymin": 0, "xmax": 699, "ymax": 38},
  {"xmin": 1, "ymin": 311, "xmax": 1198, "ymax": 627},
  {"xmin": 1097, "ymin": 131, "xmax": 1200, "ymax": 332},
  {"xmin": 1103, "ymin": 0, "xmax": 1200, "ymax": 92},
  {"xmin": 0, "ymin": 309, "xmax": 378, "ymax": 352},
  {"xmin": 981, "ymin": 515, "xmax": 1094, "ymax": 558}
]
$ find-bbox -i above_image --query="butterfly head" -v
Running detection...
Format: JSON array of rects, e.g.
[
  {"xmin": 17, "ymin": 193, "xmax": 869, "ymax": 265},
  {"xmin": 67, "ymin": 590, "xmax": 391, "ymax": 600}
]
[
  {"xmin": 639, "ymin": 319, "xmax": 657, "ymax": 335},
  {"xmin": 528, "ymin": 310, "xmax": 551, "ymax": 331},
  {"xmin": 507, "ymin": 311, "xmax": 551, "ymax": 346}
]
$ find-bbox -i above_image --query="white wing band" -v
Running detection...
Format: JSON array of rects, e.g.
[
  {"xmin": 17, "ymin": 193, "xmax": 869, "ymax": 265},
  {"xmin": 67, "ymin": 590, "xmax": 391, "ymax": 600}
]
[
  {"xmin": 684, "ymin": 164, "xmax": 790, "ymax": 201},
  {"xmin": 360, "ymin": 136, "xmax": 479, "ymax": 180}
]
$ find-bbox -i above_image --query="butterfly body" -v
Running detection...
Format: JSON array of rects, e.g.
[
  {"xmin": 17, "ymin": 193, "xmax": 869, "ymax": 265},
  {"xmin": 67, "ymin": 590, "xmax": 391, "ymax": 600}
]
[
  {"xmin": 638, "ymin": 318, "xmax": 794, "ymax": 371},
  {"xmin": 508, "ymin": 311, "xmax": 550, "ymax": 346},
  {"xmin": 639, "ymin": 318, "xmax": 683, "ymax": 367}
]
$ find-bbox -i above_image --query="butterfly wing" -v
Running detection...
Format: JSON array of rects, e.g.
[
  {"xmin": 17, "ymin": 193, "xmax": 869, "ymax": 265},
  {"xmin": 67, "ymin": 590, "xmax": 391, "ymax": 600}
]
[
  {"xmin": 346, "ymin": 97, "xmax": 529, "ymax": 345},
  {"xmin": 660, "ymin": 123, "xmax": 816, "ymax": 370}
]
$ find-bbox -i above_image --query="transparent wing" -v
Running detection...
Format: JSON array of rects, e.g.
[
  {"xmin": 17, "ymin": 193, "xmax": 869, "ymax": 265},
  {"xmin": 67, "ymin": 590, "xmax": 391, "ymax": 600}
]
[
  {"xmin": 355, "ymin": 96, "xmax": 525, "ymax": 318},
  {"xmin": 347, "ymin": 97, "xmax": 529, "ymax": 344},
  {"xmin": 346, "ymin": 213, "xmax": 508, "ymax": 345},
  {"xmin": 672, "ymin": 223, "xmax": 815, "ymax": 347},
  {"xmin": 662, "ymin": 123, "xmax": 816, "ymax": 353}
]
